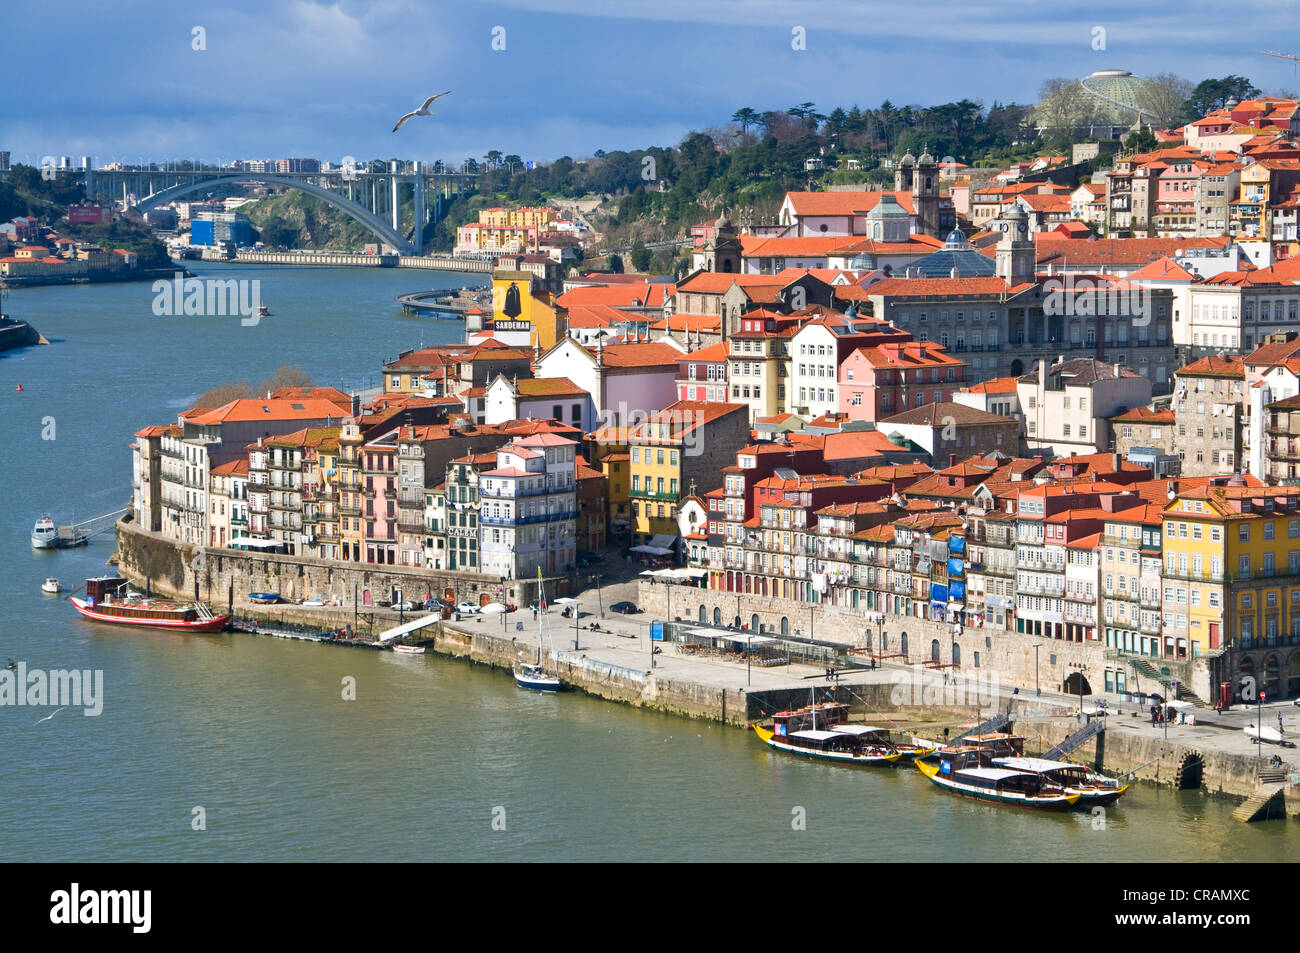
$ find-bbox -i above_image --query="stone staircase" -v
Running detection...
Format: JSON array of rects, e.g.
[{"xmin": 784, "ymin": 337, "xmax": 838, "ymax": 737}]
[
  {"xmin": 1126, "ymin": 656, "xmax": 1206, "ymax": 707},
  {"xmin": 1231, "ymin": 763, "xmax": 1292, "ymax": 822}
]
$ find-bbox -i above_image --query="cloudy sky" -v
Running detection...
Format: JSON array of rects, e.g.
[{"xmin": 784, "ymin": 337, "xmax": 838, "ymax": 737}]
[{"xmin": 3, "ymin": 0, "xmax": 1296, "ymax": 167}]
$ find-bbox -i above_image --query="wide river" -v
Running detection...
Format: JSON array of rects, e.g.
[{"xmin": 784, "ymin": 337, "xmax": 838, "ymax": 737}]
[{"xmin": 0, "ymin": 263, "xmax": 1292, "ymax": 861}]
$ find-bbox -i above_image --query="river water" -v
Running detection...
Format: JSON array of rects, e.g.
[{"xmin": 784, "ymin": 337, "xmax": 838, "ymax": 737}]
[{"xmin": 0, "ymin": 264, "xmax": 1292, "ymax": 861}]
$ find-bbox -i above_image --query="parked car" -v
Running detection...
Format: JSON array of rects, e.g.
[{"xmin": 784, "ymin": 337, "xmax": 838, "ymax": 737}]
[
  {"xmin": 456, "ymin": 601, "xmax": 480, "ymax": 614},
  {"xmin": 390, "ymin": 601, "xmax": 415, "ymax": 612},
  {"xmin": 610, "ymin": 601, "xmax": 641, "ymax": 614}
]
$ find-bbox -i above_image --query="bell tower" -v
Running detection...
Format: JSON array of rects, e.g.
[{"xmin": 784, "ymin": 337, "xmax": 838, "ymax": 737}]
[
  {"xmin": 913, "ymin": 148, "xmax": 940, "ymax": 238},
  {"xmin": 995, "ymin": 205, "xmax": 1035, "ymax": 282},
  {"xmin": 702, "ymin": 210, "xmax": 741, "ymax": 273}
]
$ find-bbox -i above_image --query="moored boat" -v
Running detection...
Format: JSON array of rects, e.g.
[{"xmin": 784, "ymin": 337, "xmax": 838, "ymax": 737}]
[
  {"xmin": 393, "ymin": 644, "xmax": 426, "ymax": 655},
  {"xmin": 41, "ymin": 577, "xmax": 62, "ymax": 594},
  {"xmin": 248, "ymin": 592, "xmax": 281, "ymax": 604},
  {"xmin": 916, "ymin": 758, "xmax": 1080, "ymax": 810},
  {"xmin": 752, "ymin": 722, "xmax": 903, "ymax": 765},
  {"xmin": 513, "ymin": 661, "xmax": 561, "ymax": 691},
  {"xmin": 69, "ymin": 576, "xmax": 230, "ymax": 633},
  {"xmin": 991, "ymin": 756, "xmax": 1128, "ymax": 805},
  {"xmin": 513, "ymin": 568, "xmax": 562, "ymax": 692},
  {"xmin": 31, "ymin": 517, "xmax": 58, "ymax": 549}
]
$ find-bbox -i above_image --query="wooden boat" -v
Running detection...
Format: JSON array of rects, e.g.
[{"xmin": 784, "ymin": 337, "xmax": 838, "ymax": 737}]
[
  {"xmin": 753, "ymin": 723, "xmax": 903, "ymax": 765},
  {"xmin": 41, "ymin": 577, "xmax": 62, "ymax": 594},
  {"xmin": 991, "ymin": 756, "xmax": 1129, "ymax": 805},
  {"xmin": 70, "ymin": 576, "xmax": 230, "ymax": 633},
  {"xmin": 916, "ymin": 758, "xmax": 1080, "ymax": 810},
  {"xmin": 392, "ymin": 644, "xmax": 425, "ymax": 655},
  {"xmin": 248, "ymin": 592, "xmax": 281, "ymax": 604}
]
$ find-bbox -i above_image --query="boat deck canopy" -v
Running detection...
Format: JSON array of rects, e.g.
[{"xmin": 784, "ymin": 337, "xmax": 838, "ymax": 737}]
[
  {"xmin": 954, "ymin": 767, "xmax": 1026, "ymax": 782},
  {"xmin": 831, "ymin": 725, "xmax": 886, "ymax": 736},
  {"xmin": 789, "ymin": 730, "xmax": 843, "ymax": 742},
  {"xmin": 993, "ymin": 756, "xmax": 1080, "ymax": 773}
]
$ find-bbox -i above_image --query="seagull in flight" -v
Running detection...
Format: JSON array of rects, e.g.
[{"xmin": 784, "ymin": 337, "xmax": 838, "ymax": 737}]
[
  {"xmin": 393, "ymin": 91, "xmax": 452, "ymax": 132},
  {"xmin": 35, "ymin": 707, "xmax": 66, "ymax": 725}
]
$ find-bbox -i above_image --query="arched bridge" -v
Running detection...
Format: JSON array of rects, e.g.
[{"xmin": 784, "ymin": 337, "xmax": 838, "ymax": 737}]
[{"xmin": 87, "ymin": 167, "xmax": 478, "ymax": 256}]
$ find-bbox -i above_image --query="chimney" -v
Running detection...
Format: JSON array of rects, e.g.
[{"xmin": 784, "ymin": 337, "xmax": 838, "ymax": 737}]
[
  {"xmin": 1114, "ymin": 362, "xmax": 1121, "ymax": 378},
  {"xmin": 1112, "ymin": 452, "xmax": 1120, "ymax": 472},
  {"xmin": 948, "ymin": 453, "xmax": 956, "ymax": 467}
]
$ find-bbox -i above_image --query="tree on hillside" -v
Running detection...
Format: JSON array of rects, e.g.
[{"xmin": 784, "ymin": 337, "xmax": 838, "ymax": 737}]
[
  {"xmin": 192, "ymin": 365, "xmax": 314, "ymax": 408},
  {"xmin": 1033, "ymin": 78, "xmax": 1096, "ymax": 135},
  {"xmin": 1138, "ymin": 73, "xmax": 1194, "ymax": 128},
  {"xmin": 731, "ymin": 107, "xmax": 761, "ymax": 138},
  {"xmin": 1185, "ymin": 75, "xmax": 1261, "ymax": 119},
  {"xmin": 629, "ymin": 242, "xmax": 651, "ymax": 273}
]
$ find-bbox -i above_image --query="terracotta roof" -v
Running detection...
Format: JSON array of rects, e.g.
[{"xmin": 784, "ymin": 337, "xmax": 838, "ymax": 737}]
[
  {"xmin": 783, "ymin": 190, "xmax": 916, "ymax": 216},
  {"xmin": 1176, "ymin": 355, "xmax": 1244, "ymax": 378},
  {"xmin": 595, "ymin": 342, "xmax": 685, "ymax": 368},
  {"xmin": 867, "ymin": 276, "xmax": 1014, "ymax": 297},
  {"xmin": 879, "ymin": 401, "xmax": 1015, "ymax": 427},
  {"xmin": 962, "ymin": 376, "xmax": 1019, "ymax": 395},
  {"xmin": 1111, "ymin": 406, "xmax": 1175, "ymax": 424},
  {"xmin": 185, "ymin": 397, "xmax": 350, "ymax": 426},
  {"xmin": 515, "ymin": 377, "xmax": 588, "ymax": 398}
]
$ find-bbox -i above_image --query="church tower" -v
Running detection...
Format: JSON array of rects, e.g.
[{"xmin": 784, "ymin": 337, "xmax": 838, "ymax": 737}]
[
  {"xmin": 913, "ymin": 148, "xmax": 940, "ymax": 238},
  {"xmin": 995, "ymin": 205, "xmax": 1035, "ymax": 283},
  {"xmin": 702, "ymin": 210, "xmax": 741, "ymax": 273},
  {"xmin": 894, "ymin": 152, "xmax": 915, "ymax": 194}
]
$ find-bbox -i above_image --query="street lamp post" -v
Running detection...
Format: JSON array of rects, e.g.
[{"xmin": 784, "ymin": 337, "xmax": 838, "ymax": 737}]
[
  {"xmin": 573, "ymin": 600, "xmax": 580, "ymax": 651},
  {"xmin": 1033, "ymin": 644, "xmax": 1042, "ymax": 697}
]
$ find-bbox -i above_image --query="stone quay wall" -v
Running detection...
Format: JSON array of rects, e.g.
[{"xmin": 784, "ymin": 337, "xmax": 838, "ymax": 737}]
[
  {"xmin": 114, "ymin": 519, "xmax": 578, "ymax": 612},
  {"xmin": 638, "ymin": 581, "xmax": 1216, "ymax": 700}
]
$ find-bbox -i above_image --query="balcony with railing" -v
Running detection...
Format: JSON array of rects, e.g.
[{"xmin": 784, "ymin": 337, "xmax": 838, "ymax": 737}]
[
  {"xmin": 480, "ymin": 510, "xmax": 579, "ymax": 526},
  {"xmin": 630, "ymin": 486, "xmax": 679, "ymax": 502}
]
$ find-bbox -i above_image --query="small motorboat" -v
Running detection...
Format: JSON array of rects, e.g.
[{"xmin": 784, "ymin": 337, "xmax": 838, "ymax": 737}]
[
  {"xmin": 257, "ymin": 304, "xmax": 270, "ymax": 317},
  {"xmin": 248, "ymin": 592, "xmax": 281, "ymax": 604},
  {"xmin": 41, "ymin": 577, "xmax": 62, "ymax": 594},
  {"xmin": 392, "ymin": 644, "xmax": 426, "ymax": 655},
  {"xmin": 31, "ymin": 517, "xmax": 58, "ymax": 549}
]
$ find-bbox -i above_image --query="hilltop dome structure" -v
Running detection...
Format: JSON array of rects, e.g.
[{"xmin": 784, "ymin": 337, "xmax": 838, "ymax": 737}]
[{"xmin": 1077, "ymin": 68, "xmax": 1158, "ymax": 125}]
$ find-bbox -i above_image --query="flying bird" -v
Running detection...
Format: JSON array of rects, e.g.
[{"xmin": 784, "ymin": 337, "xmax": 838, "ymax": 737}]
[
  {"xmin": 393, "ymin": 91, "xmax": 452, "ymax": 132},
  {"xmin": 35, "ymin": 707, "xmax": 66, "ymax": 725}
]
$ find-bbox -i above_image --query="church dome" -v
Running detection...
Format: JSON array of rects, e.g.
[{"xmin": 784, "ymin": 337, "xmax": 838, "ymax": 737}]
[
  {"xmin": 849, "ymin": 251, "xmax": 877, "ymax": 272},
  {"xmin": 714, "ymin": 210, "xmax": 732, "ymax": 229},
  {"xmin": 919, "ymin": 149, "xmax": 936, "ymax": 166},
  {"xmin": 915, "ymin": 234, "xmax": 997, "ymax": 278},
  {"xmin": 899, "ymin": 151, "xmax": 916, "ymax": 166}
]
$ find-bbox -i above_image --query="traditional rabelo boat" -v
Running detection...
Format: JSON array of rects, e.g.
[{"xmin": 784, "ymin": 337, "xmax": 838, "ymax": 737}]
[
  {"xmin": 69, "ymin": 576, "xmax": 231, "ymax": 633},
  {"xmin": 753, "ymin": 701, "xmax": 936, "ymax": 766},
  {"xmin": 916, "ymin": 737, "xmax": 1081, "ymax": 810},
  {"xmin": 990, "ymin": 756, "xmax": 1129, "ymax": 805}
]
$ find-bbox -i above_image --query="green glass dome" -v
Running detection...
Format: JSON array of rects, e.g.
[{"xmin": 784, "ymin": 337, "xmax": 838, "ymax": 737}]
[{"xmin": 1078, "ymin": 69, "xmax": 1156, "ymax": 125}]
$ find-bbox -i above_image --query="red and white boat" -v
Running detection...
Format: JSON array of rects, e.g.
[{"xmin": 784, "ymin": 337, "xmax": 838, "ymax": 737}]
[{"xmin": 69, "ymin": 576, "xmax": 231, "ymax": 633}]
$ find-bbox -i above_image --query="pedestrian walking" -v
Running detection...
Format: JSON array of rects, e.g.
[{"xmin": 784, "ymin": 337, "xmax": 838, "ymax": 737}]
[{"xmin": 1150, "ymin": 705, "xmax": 1158, "ymax": 726}]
